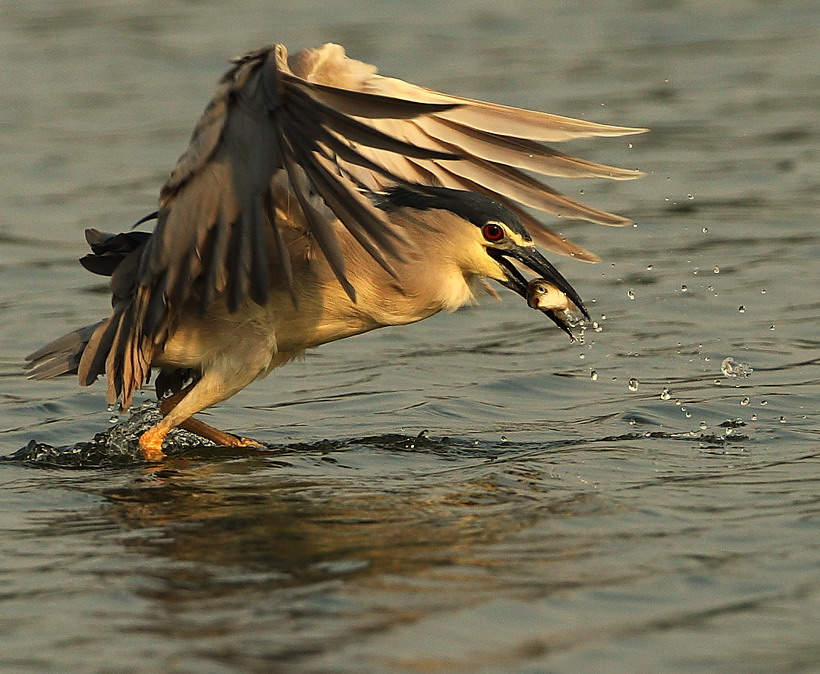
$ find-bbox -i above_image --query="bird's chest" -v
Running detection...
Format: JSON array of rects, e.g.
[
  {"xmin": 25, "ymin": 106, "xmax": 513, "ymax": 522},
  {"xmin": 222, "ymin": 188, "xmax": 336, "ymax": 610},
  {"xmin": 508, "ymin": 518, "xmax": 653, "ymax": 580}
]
[
  {"xmin": 269, "ymin": 265, "xmax": 476, "ymax": 351},
  {"xmin": 427, "ymin": 269, "xmax": 477, "ymax": 313}
]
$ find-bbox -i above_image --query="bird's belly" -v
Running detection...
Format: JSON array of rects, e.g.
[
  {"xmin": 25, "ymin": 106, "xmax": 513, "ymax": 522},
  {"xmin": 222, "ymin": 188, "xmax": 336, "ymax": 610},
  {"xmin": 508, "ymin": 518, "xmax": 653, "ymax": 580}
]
[
  {"xmin": 271, "ymin": 308, "xmax": 383, "ymax": 353},
  {"xmin": 153, "ymin": 294, "xmax": 383, "ymax": 372},
  {"xmin": 153, "ymin": 267, "xmax": 463, "ymax": 374}
]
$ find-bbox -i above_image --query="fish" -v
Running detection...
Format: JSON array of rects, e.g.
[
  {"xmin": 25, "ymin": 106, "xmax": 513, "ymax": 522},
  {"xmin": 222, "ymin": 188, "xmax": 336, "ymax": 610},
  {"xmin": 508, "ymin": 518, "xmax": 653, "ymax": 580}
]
[{"xmin": 526, "ymin": 278, "xmax": 580, "ymax": 340}]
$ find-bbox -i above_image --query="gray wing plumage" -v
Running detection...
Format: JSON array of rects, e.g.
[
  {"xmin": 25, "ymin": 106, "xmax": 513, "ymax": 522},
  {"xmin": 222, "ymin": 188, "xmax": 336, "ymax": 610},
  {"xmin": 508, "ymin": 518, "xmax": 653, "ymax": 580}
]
[{"xmin": 69, "ymin": 42, "xmax": 646, "ymax": 408}]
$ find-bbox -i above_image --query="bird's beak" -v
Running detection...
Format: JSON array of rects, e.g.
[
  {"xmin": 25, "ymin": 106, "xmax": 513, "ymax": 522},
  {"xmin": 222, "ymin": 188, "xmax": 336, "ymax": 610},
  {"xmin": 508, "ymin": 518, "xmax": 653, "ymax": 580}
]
[{"xmin": 491, "ymin": 245, "xmax": 589, "ymax": 338}]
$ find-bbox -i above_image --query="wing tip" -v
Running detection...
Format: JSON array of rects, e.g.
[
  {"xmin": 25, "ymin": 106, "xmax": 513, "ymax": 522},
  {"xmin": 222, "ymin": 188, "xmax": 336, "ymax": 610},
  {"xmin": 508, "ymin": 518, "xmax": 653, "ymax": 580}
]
[{"xmin": 615, "ymin": 125, "xmax": 650, "ymax": 136}]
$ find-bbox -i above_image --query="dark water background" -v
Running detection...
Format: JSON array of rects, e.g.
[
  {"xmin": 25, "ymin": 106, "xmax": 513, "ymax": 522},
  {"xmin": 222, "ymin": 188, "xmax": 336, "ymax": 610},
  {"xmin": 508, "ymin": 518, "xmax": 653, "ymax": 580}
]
[{"xmin": 1, "ymin": 0, "xmax": 818, "ymax": 671}]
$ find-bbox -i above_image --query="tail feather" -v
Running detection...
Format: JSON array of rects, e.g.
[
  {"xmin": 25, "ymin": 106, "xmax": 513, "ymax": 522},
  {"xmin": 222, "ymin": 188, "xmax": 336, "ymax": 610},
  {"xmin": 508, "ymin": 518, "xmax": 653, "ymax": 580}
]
[
  {"xmin": 77, "ymin": 315, "xmax": 119, "ymax": 387},
  {"xmin": 25, "ymin": 225, "xmax": 153, "ymax": 400},
  {"xmin": 25, "ymin": 321, "xmax": 104, "ymax": 380}
]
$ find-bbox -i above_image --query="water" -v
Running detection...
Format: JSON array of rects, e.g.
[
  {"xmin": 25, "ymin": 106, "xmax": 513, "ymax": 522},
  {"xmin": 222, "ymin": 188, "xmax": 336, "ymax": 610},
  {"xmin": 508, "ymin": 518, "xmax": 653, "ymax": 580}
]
[
  {"xmin": 1, "ymin": 0, "xmax": 818, "ymax": 671},
  {"xmin": 721, "ymin": 356, "xmax": 754, "ymax": 379}
]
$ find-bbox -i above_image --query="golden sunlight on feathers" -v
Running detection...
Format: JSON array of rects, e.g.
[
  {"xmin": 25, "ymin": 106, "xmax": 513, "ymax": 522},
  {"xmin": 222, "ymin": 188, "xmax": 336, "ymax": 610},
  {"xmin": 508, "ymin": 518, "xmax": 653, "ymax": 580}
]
[{"xmin": 26, "ymin": 42, "xmax": 646, "ymax": 459}]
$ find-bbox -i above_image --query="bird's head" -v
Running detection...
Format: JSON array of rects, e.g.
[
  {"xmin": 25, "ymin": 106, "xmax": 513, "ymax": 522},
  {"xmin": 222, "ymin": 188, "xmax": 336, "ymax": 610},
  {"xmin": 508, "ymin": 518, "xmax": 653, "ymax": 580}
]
[{"xmin": 380, "ymin": 186, "xmax": 590, "ymax": 337}]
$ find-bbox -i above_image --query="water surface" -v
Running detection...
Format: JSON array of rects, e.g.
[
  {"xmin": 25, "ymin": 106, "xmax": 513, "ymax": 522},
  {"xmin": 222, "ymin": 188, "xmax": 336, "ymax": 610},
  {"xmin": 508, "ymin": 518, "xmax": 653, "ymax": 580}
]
[{"xmin": 1, "ymin": 0, "xmax": 818, "ymax": 671}]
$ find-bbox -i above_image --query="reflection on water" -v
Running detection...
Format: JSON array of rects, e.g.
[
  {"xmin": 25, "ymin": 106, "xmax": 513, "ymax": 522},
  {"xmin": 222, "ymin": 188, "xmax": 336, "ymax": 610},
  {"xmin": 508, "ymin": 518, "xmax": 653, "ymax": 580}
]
[
  {"xmin": 11, "ymin": 426, "xmax": 815, "ymax": 672},
  {"xmin": 1, "ymin": 0, "xmax": 819, "ymax": 671}
]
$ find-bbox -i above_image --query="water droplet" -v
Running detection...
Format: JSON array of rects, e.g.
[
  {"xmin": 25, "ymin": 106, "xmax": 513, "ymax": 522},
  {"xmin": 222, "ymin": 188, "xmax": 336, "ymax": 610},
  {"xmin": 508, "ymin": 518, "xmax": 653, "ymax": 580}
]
[
  {"xmin": 779, "ymin": 416, "xmax": 786, "ymax": 424},
  {"xmin": 721, "ymin": 357, "xmax": 753, "ymax": 378},
  {"xmin": 688, "ymin": 194, "xmax": 694, "ymax": 200},
  {"xmin": 109, "ymin": 414, "xmax": 119, "ymax": 424},
  {"xmin": 628, "ymin": 418, "xmax": 636, "ymax": 426},
  {"xmin": 713, "ymin": 266, "xmax": 720, "ymax": 274},
  {"xmin": 738, "ymin": 305, "xmax": 746, "ymax": 313},
  {"xmin": 628, "ymin": 143, "xmax": 633, "ymax": 149},
  {"xmin": 628, "ymin": 289, "xmax": 635, "ymax": 300},
  {"xmin": 770, "ymin": 324, "xmax": 776, "ymax": 331},
  {"xmin": 646, "ymin": 264, "xmax": 653, "ymax": 271},
  {"xmin": 685, "ymin": 411, "xmax": 692, "ymax": 418},
  {"xmin": 418, "ymin": 429, "xmax": 429, "ymax": 439},
  {"xmin": 740, "ymin": 397, "xmax": 750, "ymax": 406},
  {"xmin": 500, "ymin": 435, "xmax": 508, "ymax": 442},
  {"xmin": 579, "ymin": 189, "xmax": 585, "ymax": 195},
  {"xmin": 760, "ymin": 400, "xmax": 768, "ymax": 406},
  {"xmin": 592, "ymin": 321, "xmax": 602, "ymax": 333},
  {"xmin": 628, "ymin": 378, "xmax": 639, "ymax": 392},
  {"xmin": 681, "ymin": 284, "xmax": 688, "ymax": 292},
  {"xmin": 660, "ymin": 387, "xmax": 671, "ymax": 400},
  {"xmin": 750, "ymin": 414, "xmax": 758, "ymax": 421},
  {"xmin": 699, "ymin": 421, "xmax": 707, "ymax": 430},
  {"xmin": 725, "ymin": 427, "xmax": 733, "ymax": 436},
  {"xmin": 590, "ymin": 370, "xmax": 599, "ymax": 381},
  {"xmin": 702, "ymin": 227, "xmax": 708, "ymax": 233},
  {"xmin": 761, "ymin": 289, "xmax": 767, "ymax": 294},
  {"xmin": 600, "ymin": 314, "xmax": 607, "ymax": 320},
  {"xmin": 579, "ymin": 353, "xmax": 586, "ymax": 359}
]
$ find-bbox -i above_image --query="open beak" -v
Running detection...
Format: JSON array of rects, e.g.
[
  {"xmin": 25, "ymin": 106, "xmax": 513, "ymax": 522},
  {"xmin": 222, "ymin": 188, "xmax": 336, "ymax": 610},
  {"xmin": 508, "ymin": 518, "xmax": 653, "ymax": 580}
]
[{"xmin": 491, "ymin": 245, "xmax": 589, "ymax": 340}]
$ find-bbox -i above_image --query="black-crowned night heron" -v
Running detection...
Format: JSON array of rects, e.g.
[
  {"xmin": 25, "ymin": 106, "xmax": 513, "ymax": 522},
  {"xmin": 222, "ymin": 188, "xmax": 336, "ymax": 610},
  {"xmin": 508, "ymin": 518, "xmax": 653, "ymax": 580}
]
[{"xmin": 26, "ymin": 43, "xmax": 646, "ymax": 461}]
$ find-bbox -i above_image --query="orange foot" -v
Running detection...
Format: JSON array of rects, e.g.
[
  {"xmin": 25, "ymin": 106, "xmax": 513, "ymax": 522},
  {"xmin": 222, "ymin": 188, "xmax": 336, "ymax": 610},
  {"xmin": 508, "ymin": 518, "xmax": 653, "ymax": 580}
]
[
  {"xmin": 234, "ymin": 436, "xmax": 266, "ymax": 449},
  {"xmin": 138, "ymin": 427, "xmax": 167, "ymax": 462}
]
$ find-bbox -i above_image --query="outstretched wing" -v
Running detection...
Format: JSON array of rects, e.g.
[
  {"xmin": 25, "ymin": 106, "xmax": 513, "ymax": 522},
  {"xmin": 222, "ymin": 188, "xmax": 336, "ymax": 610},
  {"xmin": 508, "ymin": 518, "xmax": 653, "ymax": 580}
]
[
  {"xmin": 289, "ymin": 44, "xmax": 646, "ymax": 261},
  {"xmin": 83, "ymin": 42, "xmax": 646, "ymax": 408}
]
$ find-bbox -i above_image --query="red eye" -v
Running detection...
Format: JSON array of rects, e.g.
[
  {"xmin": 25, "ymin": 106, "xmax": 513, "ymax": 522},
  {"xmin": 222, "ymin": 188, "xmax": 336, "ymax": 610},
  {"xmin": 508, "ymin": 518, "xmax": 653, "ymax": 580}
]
[{"xmin": 482, "ymin": 222, "xmax": 505, "ymax": 242}]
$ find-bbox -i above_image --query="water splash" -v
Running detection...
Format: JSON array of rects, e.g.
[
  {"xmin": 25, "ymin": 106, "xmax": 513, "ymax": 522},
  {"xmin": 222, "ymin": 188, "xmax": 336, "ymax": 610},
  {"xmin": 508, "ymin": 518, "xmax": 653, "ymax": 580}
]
[
  {"xmin": 721, "ymin": 357, "xmax": 753, "ymax": 378},
  {"xmin": 9, "ymin": 403, "xmax": 217, "ymax": 467}
]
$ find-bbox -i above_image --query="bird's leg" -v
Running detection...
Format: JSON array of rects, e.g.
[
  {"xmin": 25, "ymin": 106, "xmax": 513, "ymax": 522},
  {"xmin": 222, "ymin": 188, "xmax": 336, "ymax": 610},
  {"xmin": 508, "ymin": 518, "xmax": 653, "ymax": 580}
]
[
  {"xmin": 161, "ymin": 388, "xmax": 259, "ymax": 446},
  {"xmin": 139, "ymin": 374, "xmax": 265, "ymax": 461}
]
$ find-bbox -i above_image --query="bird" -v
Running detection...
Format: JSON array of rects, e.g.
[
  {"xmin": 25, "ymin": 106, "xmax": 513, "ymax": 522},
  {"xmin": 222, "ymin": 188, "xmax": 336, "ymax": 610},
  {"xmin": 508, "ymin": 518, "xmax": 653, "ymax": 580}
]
[{"xmin": 25, "ymin": 43, "xmax": 646, "ymax": 461}]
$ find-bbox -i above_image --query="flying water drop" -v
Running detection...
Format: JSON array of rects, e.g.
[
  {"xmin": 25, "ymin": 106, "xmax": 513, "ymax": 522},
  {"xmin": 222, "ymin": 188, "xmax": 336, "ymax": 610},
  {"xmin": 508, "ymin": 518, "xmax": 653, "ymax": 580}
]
[{"xmin": 721, "ymin": 357, "xmax": 753, "ymax": 378}]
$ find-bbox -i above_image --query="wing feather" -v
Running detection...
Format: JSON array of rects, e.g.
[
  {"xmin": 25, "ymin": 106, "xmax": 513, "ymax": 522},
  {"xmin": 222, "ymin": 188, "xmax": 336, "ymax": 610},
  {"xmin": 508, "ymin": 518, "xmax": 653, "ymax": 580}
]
[
  {"xmin": 421, "ymin": 117, "xmax": 644, "ymax": 180},
  {"xmin": 90, "ymin": 42, "xmax": 644, "ymax": 408}
]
